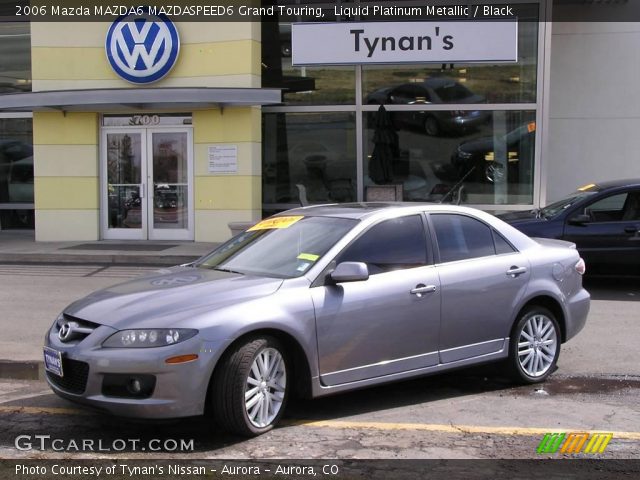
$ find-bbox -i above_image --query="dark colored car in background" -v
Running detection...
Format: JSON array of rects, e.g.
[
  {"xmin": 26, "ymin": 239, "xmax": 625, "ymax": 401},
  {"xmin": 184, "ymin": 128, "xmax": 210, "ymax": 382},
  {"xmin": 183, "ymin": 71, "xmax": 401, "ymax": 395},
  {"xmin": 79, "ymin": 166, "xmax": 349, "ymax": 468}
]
[
  {"xmin": 451, "ymin": 122, "xmax": 536, "ymax": 184},
  {"xmin": 499, "ymin": 180, "xmax": 640, "ymax": 275},
  {"xmin": 365, "ymin": 78, "xmax": 489, "ymax": 136}
]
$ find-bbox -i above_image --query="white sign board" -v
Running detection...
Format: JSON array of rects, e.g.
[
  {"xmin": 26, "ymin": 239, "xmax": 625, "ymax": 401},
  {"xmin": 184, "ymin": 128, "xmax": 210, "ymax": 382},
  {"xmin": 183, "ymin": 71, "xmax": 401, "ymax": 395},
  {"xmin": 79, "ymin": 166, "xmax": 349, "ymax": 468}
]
[
  {"xmin": 292, "ymin": 21, "xmax": 518, "ymax": 66},
  {"xmin": 208, "ymin": 145, "xmax": 238, "ymax": 174}
]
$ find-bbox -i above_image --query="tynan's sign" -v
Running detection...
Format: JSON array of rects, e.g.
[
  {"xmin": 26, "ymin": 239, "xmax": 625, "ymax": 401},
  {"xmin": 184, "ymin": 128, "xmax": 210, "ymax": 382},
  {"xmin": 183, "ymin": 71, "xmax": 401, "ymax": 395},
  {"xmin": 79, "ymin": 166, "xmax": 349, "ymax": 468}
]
[
  {"xmin": 292, "ymin": 21, "xmax": 518, "ymax": 66},
  {"xmin": 106, "ymin": 8, "xmax": 180, "ymax": 84}
]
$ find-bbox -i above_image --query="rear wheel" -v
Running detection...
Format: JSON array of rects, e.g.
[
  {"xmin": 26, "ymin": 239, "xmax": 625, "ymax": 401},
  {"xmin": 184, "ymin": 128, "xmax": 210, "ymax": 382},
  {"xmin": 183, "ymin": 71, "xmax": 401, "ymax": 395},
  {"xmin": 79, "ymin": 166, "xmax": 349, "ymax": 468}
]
[
  {"xmin": 424, "ymin": 116, "xmax": 440, "ymax": 136},
  {"xmin": 507, "ymin": 307, "xmax": 560, "ymax": 384},
  {"xmin": 212, "ymin": 336, "xmax": 289, "ymax": 436}
]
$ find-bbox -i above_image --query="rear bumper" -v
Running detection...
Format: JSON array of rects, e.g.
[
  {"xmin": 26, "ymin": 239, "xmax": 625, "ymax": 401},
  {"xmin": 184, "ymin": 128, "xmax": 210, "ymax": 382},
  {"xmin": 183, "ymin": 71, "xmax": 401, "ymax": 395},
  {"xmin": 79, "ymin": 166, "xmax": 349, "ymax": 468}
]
[{"xmin": 565, "ymin": 287, "xmax": 590, "ymax": 342}]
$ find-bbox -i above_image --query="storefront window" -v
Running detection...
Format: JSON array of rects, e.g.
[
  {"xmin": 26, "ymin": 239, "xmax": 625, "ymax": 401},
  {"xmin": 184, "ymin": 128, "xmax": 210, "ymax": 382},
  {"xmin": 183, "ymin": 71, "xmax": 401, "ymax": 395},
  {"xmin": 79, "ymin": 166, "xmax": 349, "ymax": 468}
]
[
  {"xmin": 0, "ymin": 22, "xmax": 31, "ymax": 93},
  {"xmin": 263, "ymin": 112, "xmax": 356, "ymax": 212},
  {"xmin": 362, "ymin": 7, "xmax": 539, "ymax": 104},
  {"xmin": 262, "ymin": 1, "xmax": 543, "ymax": 210},
  {"xmin": 263, "ymin": 19, "xmax": 356, "ymax": 105},
  {"xmin": 0, "ymin": 117, "xmax": 34, "ymax": 228},
  {"xmin": 364, "ymin": 109, "xmax": 536, "ymax": 205}
]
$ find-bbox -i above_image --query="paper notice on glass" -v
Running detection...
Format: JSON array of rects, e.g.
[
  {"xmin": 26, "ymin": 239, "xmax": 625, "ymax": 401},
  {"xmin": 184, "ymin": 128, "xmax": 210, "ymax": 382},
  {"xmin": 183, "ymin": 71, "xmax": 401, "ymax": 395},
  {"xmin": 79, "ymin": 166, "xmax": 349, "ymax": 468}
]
[{"xmin": 208, "ymin": 145, "xmax": 238, "ymax": 174}]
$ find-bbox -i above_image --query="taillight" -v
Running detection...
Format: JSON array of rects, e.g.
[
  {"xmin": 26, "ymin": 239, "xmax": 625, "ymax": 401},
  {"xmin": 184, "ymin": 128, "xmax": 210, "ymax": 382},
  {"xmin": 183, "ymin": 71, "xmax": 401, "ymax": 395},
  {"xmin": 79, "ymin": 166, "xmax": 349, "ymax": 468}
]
[{"xmin": 575, "ymin": 258, "xmax": 586, "ymax": 275}]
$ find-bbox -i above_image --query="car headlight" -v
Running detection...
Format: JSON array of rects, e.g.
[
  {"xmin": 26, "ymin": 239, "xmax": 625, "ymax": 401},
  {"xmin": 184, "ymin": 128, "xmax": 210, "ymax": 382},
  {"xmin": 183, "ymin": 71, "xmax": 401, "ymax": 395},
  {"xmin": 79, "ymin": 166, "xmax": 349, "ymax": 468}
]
[{"xmin": 102, "ymin": 329, "xmax": 198, "ymax": 348}]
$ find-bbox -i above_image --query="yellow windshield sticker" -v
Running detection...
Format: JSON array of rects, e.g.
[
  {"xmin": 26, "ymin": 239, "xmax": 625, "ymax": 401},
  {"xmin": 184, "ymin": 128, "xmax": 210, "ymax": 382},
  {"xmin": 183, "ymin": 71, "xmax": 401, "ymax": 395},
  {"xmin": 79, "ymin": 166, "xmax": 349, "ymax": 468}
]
[
  {"xmin": 577, "ymin": 183, "xmax": 596, "ymax": 192},
  {"xmin": 248, "ymin": 216, "xmax": 304, "ymax": 231},
  {"xmin": 297, "ymin": 253, "xmax": 320, "ymax": 262}
]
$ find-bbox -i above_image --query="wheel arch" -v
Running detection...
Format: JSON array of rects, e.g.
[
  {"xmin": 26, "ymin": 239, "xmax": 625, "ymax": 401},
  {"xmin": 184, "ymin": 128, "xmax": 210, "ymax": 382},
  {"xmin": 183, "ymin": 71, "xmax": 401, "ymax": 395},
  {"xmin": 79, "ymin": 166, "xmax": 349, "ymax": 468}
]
[
  {"xmin": 207, "ymin": 328, "xmax": 313, "ymax": 404},
  {"xmin": 513, "ymin": 295, "xmax": 567, "ymax": 343}
]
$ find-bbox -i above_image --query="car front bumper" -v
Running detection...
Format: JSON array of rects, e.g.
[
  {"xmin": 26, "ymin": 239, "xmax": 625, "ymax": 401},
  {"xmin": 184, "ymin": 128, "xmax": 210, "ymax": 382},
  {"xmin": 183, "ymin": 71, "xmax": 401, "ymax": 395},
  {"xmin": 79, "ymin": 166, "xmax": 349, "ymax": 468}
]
[{"xmin": 44, "ymin": 325, "xmax": 224, "ymax": 419}]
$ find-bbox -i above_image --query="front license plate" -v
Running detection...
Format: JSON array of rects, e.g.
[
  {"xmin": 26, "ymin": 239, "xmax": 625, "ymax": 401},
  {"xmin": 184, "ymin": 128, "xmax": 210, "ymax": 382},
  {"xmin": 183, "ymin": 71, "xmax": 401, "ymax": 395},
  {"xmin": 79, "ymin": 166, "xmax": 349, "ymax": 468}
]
[{"xmin": 43, "ymin": 347, "xmax": 63, "ymax": 377}]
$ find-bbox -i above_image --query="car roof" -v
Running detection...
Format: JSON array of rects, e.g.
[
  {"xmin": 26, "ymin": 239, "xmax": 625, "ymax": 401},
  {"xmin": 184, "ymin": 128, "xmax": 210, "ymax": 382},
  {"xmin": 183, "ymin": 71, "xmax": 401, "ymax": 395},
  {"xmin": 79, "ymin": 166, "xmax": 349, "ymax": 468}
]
[
  {"xmin": 280, "ymin": 202, "xmax": 474, "ymax": 220},
  {"xmin": 589, "ymin": 179, "xmax": 640, "ymax": 190}
]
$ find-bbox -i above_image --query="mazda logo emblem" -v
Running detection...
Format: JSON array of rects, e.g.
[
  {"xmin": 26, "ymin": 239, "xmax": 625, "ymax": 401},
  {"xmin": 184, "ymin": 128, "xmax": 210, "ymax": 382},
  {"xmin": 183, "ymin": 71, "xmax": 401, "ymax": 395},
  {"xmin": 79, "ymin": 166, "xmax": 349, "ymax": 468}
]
[{"xmin": 58, "ymin": 322, "xmax": 75, "ymax": 342}]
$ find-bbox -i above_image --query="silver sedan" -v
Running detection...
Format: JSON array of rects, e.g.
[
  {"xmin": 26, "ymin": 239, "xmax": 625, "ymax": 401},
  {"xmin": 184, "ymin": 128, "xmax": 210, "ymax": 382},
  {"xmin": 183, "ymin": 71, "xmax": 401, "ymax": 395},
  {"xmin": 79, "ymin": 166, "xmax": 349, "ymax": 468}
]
[{"xmin": 44, "ymin": 204, "xmax": 590, "ymax": 436}]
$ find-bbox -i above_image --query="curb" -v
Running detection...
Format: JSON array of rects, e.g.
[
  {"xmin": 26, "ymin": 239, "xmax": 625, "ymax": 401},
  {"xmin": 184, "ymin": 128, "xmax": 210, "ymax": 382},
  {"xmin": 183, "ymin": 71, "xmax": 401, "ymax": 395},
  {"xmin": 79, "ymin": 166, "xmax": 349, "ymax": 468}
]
[
  {"xmin": 0, "ymin": 254, "xmax": 200, "ymax": 266},
  {"xmin": 0, "ymin": 360, "xmax": 45, "ymax": 381}
]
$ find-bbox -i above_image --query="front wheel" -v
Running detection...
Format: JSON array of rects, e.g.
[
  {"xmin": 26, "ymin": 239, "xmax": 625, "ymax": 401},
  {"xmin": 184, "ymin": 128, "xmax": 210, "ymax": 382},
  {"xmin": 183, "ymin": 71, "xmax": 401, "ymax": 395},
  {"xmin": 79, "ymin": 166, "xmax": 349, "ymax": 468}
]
[
  {"xmin": 424, "ymin": 116, "xmax": 440, "ymax": 136},
  {"xmin": 212, "ymin": 337, "xmax": 289, "ymax": 436},
  {"xmin": 507, "ymin": 307, "xmax": 560, "ymax": 384}
]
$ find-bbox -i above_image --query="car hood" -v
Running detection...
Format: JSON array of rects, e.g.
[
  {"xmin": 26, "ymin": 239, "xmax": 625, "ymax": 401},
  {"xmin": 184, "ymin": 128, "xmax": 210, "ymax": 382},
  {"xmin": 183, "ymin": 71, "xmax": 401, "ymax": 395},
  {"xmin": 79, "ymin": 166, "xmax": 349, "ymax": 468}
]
[
  {"xmin": 497, "ymin": 210, "xmax": 539, "ymax": 222},
  {"xmin": 63, "ymin": 266, "xmax": 284, "ymax": 330},
  {"xmin": 457, "ymin": 136, "xmax": 494, "ymax": 155}
]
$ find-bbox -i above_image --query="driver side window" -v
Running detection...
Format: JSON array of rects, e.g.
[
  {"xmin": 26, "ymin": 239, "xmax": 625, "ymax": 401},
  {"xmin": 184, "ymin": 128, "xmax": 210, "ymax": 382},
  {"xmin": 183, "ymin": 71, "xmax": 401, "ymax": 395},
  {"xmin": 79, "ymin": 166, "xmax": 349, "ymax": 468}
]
[
  {"xmin": 584, "ymin": 193, "xmax": 628, "ymax": 222},
  {"xmin": 335, "ymin": 215, "xmax": 428, "ymax": 275}
]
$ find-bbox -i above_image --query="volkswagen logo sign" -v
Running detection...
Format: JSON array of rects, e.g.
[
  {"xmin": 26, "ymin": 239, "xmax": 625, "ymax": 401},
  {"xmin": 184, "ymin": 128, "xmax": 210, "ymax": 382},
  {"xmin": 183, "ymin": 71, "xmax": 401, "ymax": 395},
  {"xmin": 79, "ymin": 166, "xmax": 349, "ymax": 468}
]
[{"xmin": 106, "ymin": 8, "xmax": 180, "ymax": 84}]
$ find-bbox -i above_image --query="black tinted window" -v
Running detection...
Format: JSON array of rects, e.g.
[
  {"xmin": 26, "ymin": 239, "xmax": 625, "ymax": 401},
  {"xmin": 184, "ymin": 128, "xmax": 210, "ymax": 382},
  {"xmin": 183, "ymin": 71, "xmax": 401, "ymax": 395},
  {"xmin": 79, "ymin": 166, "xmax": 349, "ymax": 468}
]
[
  {"xmin": 336, "ymin": 215, "xmax": 427, "ymax": 274},
  {"xmin": 431, "ymin": 214, "xmax": 495, "ymax": 263},
  {"xmin": 493, "ymin": 229, "xmax": 516, "ymax": 255}
]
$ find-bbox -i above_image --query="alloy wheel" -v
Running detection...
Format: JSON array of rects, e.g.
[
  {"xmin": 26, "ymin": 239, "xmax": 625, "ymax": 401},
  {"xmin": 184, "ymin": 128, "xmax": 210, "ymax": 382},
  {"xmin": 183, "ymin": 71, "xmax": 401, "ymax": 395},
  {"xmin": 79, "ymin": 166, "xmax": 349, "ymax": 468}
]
[
  {"xmin": 244, "ymin": 347, "xmax": 287, "ymax": 428},
  {"xmin": 517, "ymin": 314, "xmax": 558, "ymax": 377}
]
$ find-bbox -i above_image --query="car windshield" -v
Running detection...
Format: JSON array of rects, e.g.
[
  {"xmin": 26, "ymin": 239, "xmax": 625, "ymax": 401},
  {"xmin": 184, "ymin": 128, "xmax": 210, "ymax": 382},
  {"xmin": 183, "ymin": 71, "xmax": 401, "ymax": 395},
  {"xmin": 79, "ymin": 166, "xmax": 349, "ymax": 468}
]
[
  {"xmin": 194, "ymin": 216, "xmax": 357, "ymax": 279},
  {"xmin": 539, "ymin": 191, "xmax": 598, "ymax": 218}
]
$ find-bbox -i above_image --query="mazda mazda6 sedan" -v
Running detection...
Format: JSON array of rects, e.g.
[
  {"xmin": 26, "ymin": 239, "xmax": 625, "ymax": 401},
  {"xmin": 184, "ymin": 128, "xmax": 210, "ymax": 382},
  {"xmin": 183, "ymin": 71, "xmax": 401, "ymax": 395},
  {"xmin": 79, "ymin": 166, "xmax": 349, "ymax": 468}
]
[{"xmin": 44, "ymin": 204, "xmax": 590, "ymax": 436}]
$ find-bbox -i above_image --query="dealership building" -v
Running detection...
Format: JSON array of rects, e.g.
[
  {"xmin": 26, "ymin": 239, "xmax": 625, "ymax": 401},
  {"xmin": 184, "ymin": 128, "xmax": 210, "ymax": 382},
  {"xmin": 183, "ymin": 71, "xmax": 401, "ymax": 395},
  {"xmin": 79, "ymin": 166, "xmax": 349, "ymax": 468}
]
[{"xmin": 0, "ymin": 0, "xmax": 639, "ymax": 242}]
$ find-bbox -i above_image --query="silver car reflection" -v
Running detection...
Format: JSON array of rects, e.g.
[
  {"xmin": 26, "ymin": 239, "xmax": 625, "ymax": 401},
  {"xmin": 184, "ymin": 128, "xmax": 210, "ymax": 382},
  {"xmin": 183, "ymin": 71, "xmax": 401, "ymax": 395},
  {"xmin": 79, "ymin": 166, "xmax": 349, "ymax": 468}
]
[{"xmin": 44, "ymin": 204, "xmax": 590, "ymax": 436}]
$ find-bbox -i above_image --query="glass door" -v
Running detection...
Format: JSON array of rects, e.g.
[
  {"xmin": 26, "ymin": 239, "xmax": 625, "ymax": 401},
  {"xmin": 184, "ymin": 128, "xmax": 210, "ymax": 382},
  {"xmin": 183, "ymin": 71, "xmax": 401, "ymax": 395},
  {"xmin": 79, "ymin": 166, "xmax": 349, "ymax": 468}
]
[
  {"xmin": 101, "ymin": 127, "xmax": 193, "ymax": 240},
  {"xmin": 102, "ymin": 130, "xmax": 146, "ymax": 240},
  {"xmin": 148, "ymin": 129, "xmax": 193, "ymax": 240}
]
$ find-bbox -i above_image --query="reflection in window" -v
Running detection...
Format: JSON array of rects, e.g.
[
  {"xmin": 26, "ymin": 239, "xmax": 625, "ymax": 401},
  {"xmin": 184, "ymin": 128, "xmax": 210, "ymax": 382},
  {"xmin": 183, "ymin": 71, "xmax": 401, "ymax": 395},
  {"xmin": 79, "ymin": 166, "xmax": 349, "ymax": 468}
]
[
  {"xmin": 263, "ymin": 112, "xmax": 356, "ymax": 210},
  {"xmin": 0, "ymin": 22, "xmax": 31, "ymax": 93},
  {"xmin": 362, "ymin": 6, "xmax": 539, "ymax": 104},
  {"xmin": 261, "ymin": 8, "xmax": 355, "ymax": 105},
  {"xmin": 0, "ymin": 118, "xmax": 33, "ymax": 228},
  {"xmin": 364, "ymin": 109, "xmax": 536, "ymax": 205}
]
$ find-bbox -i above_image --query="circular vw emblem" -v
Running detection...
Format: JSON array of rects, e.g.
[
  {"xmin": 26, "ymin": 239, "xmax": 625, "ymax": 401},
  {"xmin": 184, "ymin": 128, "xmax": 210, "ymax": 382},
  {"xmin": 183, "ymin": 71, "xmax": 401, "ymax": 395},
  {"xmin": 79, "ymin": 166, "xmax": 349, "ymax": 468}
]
[
  {"xmin": 106, "ymin": 8, "xmax": 180, "ymax": 84},
  {"xmin": 58, "ymin": 323, "xmax": 74, "ymax": 342}
]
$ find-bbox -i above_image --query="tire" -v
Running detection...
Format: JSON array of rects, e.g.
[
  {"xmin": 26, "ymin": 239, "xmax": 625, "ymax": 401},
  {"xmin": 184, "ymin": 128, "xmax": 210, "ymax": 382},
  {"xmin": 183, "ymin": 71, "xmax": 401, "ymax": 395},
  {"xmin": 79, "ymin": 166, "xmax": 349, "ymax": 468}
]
[
  {"xmin": 212, "ymin": 336, "xmax": 289, "ymax": 437},
  {"xmin": 507, "ymin": 307, "xmax": 560, "ymax": 384},
  {"xmin": 485, "ymin": 162, "xmax": 505, "ymax": 183},
  {"xmin": 424, "ymin": 116, "xmax": 440, "ymax": 136}
]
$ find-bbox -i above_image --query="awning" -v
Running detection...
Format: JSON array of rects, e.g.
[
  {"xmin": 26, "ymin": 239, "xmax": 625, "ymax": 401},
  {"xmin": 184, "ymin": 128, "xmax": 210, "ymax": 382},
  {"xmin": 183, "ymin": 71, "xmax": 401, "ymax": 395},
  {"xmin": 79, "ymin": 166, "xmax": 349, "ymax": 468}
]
[{"xmin": 0, "ymin": 87, "xmax": 282, "ymax": 113}]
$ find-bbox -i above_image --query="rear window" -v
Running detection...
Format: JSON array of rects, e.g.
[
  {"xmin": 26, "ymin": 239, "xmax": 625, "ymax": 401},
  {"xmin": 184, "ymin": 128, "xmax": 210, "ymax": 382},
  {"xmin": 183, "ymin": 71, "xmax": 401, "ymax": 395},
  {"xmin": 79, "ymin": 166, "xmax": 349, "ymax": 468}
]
[{"xmin": 434, "ymin": 83, "xmax": 473, "ymax": 102}]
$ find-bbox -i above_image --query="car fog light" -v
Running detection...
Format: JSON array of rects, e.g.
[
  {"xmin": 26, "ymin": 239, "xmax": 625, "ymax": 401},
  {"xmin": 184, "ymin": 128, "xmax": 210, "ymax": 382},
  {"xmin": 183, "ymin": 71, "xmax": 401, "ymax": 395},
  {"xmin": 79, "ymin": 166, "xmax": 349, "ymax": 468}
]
[{"xmin": 128, "ymin": 379, "xmax": 142, "ymax": 394}]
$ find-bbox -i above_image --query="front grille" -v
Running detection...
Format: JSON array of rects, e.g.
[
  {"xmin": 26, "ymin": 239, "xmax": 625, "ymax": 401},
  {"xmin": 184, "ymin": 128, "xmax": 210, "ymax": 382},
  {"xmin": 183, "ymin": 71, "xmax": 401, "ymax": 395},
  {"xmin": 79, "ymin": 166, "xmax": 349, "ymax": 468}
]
[
  {"xmin": 46, "ymin": 358, "xmax": 89, "ymax": 394},
  {"xmin": 54, "ymin": 314, "xmax": 100, "ymax": 344}
]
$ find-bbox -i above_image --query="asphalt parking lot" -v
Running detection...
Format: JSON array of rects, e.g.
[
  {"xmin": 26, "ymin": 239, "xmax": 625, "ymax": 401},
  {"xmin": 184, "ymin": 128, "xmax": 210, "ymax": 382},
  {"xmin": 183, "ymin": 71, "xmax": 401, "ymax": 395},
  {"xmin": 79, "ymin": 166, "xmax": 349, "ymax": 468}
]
[{"xmin": 0, "ymin": 266, "xmax": 638, "ymax": 460}]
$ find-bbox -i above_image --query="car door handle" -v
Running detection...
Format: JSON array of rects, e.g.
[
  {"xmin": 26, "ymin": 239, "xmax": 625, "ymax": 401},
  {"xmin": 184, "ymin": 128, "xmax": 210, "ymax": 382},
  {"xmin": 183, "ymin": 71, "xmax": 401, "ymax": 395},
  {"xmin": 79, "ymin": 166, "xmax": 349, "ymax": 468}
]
[
  {"xmin": 506, "ymin": 266, "xmax": 527, "ymax": 278},
  {"xmin": 410, "ymin": 284, "xmax": 437, "ymax": 297},
  {"xmin": 624, "ymin": 226, "xmax": 639, "ymax": 234}
]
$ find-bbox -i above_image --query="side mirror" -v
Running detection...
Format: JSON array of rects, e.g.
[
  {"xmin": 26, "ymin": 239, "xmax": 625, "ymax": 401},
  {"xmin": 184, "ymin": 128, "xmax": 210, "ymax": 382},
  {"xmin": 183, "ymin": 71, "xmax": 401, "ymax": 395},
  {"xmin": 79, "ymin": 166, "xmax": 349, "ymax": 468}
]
[
  {"xmin": 330, "ymin": 262, "xmax": 369, "ymax": 283},
  {"xmin": 568, "ymin": 213, "xmax": 591, "ymax": 225}
]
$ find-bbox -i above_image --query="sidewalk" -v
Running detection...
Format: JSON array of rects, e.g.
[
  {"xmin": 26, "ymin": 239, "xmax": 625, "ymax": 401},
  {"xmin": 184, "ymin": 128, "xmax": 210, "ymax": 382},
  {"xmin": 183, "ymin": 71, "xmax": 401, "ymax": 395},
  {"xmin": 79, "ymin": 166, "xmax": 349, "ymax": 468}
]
[
  {"xmin": 0, "ymin": 230, "xmax": 219, "ymax": 266},
  {"xmin": 0, "ymin": 230, "xmax": 221, "ymax": 380}
]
